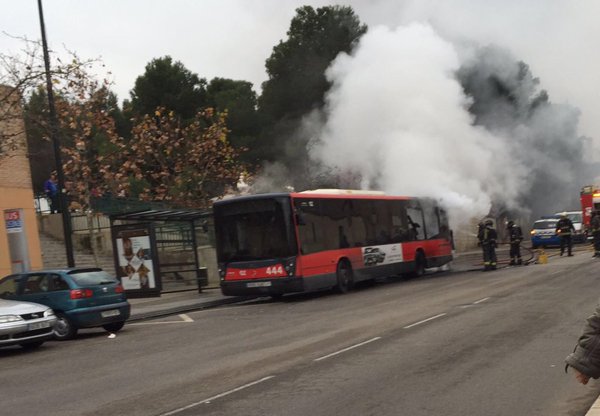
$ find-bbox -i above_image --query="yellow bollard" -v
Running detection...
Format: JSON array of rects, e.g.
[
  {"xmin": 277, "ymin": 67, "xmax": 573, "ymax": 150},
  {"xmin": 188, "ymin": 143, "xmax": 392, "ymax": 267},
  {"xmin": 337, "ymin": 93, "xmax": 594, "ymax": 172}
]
[{"xmin": 537, "ymin": 249, "xmax": 548, "ymax": 264}]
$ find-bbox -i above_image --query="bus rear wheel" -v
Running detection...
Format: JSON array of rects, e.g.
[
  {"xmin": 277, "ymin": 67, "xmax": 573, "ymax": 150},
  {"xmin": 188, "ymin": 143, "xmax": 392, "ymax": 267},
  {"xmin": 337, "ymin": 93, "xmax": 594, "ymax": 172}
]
[
  {"xmin": 335, "ymin": 260, "xmax": 354, "ymax": 294},
  {"xmin": 410, "ymin": 252, "xmax": 426, "ymax": 278}
]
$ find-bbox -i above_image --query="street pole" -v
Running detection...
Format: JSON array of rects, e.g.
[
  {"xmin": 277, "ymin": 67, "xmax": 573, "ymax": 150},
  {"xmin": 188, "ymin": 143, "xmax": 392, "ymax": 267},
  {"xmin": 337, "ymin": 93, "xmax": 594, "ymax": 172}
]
[{"xmin": 37, "ymin": 0, "xmax": 75, "ymax": 267}]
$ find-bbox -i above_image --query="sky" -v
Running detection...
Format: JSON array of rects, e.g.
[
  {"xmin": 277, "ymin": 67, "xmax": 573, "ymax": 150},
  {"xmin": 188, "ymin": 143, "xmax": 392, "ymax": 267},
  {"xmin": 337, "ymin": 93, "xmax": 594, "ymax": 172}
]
[
  {"xmin": 1, "ymin": 0, "xmax": 598, "ymax": 141},
  {"xmin": 2, "ymin": 0, "xmax": 599, "ymax": 221}
]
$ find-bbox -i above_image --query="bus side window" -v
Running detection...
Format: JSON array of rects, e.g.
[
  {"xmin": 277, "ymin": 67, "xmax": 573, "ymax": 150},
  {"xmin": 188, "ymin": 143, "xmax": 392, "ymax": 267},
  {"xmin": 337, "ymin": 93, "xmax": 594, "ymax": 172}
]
[
  {"xmin": 391, "ymin": 200, "xmax": 409, "ymax": 242},
  {"xmin": 407, "ymin": 204, "xmax": 425, "ymax": 240},
  {"xmin": 438, "ymin": 208, "xmax": 451, "ymax": 240},
  {"xmin": 295, "ymin": 200, "xmax": 323, "ymax": 254},
  {"xmin": 338, "ymin": 226, "xmax": 350, "ymax": 248},
  {"xmin": 422, "ymin": 199, "xmax": 440, "ymax": 239}
]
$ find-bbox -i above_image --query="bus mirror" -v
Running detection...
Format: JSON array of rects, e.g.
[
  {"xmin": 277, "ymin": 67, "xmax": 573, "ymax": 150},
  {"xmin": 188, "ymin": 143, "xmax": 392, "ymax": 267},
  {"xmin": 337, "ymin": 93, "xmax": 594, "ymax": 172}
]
[{"xmin": 201, "ymin": 220, "xmax": 209, "ymax": 233}]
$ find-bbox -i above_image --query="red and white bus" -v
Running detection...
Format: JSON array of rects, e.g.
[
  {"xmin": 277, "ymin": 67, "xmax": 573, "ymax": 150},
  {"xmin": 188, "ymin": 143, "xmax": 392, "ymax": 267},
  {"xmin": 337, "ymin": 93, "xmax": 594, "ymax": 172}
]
[{"xmin": 213, "ymin": 189, "xmax": 453, "ymax": 297}]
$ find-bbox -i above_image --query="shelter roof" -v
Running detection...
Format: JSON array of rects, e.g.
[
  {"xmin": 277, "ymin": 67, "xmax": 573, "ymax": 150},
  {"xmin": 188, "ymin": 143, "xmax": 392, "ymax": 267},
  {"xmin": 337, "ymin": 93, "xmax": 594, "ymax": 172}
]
[{"xmin": 110, "ymin": 209, "xmax": 210, "ymax": 222}]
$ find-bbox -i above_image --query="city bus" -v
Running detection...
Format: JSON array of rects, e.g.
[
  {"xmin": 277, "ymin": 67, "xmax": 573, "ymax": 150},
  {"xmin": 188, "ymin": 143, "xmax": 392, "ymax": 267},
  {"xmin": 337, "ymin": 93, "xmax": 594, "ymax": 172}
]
[{"xmin": 213, "ymin": 189, "xmax": 453, "ymax": 297}]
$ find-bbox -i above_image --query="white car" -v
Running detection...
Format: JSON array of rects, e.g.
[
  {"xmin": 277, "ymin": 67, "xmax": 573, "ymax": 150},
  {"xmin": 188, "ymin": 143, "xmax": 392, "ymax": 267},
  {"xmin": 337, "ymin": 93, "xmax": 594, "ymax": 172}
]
[
  {"xmin": 555, "ymin": 211, "xmax": 586, "ymax": 243},
  {"xmin": 0, "ymin": 299, "xmax": 56, "ymax": 349}
]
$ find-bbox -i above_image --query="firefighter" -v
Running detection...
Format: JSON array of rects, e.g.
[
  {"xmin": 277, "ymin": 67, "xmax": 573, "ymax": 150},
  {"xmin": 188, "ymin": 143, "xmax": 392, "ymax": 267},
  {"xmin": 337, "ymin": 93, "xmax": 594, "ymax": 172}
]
[
  {"xmin": 592, "ymin": 211, "xmax": 600, "ymax": 257},
  {"xmin": 556, "ymin": 213, "xmax": 575, "ymax": 256},
  {"xmin": 476, "ymin": 221, "xmax": 484, "ymax": 246},
  {"xmin": 506, "ymin": 220, "xmax": 523, "ymax": 265},
  {"xmin": 478, "ymin": 219, "xmax": 497, "ymax": 271}
]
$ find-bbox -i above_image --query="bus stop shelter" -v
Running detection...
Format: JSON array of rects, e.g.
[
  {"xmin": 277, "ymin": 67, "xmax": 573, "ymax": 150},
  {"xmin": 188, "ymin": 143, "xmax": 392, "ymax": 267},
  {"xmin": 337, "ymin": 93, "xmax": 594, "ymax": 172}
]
[{"xmin": 109, "ymin": 209, "xmax": 212, "ymax": 297}]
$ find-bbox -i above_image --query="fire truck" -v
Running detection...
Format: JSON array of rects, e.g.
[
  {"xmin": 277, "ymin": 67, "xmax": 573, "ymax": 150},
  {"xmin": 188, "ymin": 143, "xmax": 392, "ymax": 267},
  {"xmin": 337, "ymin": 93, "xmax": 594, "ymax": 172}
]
[{"xmin": 580, "ymin": 185, "xmax": 600, "ymax": 234}]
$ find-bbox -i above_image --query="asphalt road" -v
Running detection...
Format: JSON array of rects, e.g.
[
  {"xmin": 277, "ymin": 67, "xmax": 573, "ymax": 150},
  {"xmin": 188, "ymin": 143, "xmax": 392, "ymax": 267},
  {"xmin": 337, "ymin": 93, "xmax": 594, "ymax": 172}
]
[{"xmin": 2, "ymin": 249, "xmax": 600, "ymax": 416}]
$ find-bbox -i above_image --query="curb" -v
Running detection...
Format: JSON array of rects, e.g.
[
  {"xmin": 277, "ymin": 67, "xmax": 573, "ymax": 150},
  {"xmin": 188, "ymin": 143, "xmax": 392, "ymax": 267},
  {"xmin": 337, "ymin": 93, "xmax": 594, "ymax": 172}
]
[
  {"xmin": 587, "ymin": 393, "xmax": 600, "ymax": 416},
  {"xmin": 128, "ymin": 296, "xmax": 254, "ymax": 322}
]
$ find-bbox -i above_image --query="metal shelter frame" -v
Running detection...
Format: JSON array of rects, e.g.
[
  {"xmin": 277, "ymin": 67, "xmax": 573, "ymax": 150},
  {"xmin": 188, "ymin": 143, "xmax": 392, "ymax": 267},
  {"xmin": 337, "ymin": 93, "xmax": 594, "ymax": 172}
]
[{"xmin": 110, "ymin": 209, "xmax": 212, "ymax": 295}]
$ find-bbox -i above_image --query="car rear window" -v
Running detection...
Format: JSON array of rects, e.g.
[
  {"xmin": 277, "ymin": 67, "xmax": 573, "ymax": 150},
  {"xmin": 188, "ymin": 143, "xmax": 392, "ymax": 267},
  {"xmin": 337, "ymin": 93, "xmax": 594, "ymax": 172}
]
[
  {"xmin": 533, "ymin": 221, "xmax": 557, "ymax": 230},
  {"xmin": 68, "ymin": 270, "xmax": 118, "ymax": 286}
]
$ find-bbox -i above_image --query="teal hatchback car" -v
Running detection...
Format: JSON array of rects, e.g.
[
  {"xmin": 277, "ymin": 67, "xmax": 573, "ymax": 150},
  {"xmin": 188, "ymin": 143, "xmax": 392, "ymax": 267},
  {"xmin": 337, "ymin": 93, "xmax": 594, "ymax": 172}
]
[{"xmin": 0, "ymin": 268, "xmax": 130, "ymax": 340}]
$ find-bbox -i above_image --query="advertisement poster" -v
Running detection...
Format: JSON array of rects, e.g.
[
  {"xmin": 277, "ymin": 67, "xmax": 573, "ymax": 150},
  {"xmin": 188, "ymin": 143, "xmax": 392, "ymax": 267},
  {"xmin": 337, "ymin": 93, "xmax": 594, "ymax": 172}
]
[
  {"xmin": 115, "ymin": 227, "xmax": 157, "ymax": 292},
  {"xmin": 362, "ymin": 243, "xmax": 403, "ymax": 267}
]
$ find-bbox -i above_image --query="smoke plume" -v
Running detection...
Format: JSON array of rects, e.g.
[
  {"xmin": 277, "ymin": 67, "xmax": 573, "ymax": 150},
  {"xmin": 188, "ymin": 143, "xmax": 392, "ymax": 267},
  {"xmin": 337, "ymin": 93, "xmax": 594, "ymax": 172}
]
[{"xmin": 306, "ymin": 23, "xmax": 587, "ymax": 224}]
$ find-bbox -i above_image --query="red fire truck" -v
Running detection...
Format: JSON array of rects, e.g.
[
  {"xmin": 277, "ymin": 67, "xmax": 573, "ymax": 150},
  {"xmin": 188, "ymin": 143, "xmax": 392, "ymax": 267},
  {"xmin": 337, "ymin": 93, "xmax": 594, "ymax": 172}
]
[{"xmin": 580, "ymin": 185, "xmax": 600, "ymax": 234}]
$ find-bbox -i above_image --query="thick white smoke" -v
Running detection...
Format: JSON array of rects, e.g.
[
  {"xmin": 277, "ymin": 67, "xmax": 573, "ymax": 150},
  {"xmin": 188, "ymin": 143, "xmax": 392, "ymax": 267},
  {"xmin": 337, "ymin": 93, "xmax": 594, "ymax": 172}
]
[{"xmin": 310, "ymin": 23, "xmax": 528, "ymax": 223}]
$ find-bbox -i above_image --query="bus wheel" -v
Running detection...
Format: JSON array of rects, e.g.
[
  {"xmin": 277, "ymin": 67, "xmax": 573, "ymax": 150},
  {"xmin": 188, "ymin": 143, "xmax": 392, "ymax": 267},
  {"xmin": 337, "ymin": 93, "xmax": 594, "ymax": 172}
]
[
  {"xmin": 335, "ymin": 260, "xmax": 354, "ymax": 294},
  {"xmin": 411, "ymin": 252, "xmax": 426, "ymax": 278}
]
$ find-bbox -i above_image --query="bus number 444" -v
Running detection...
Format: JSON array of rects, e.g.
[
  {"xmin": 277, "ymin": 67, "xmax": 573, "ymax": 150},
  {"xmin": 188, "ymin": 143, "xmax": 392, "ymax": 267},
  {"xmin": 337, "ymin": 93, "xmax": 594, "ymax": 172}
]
[{"xmin": 266, "ymin": 266, "xmax": 284, "ymax": 275}]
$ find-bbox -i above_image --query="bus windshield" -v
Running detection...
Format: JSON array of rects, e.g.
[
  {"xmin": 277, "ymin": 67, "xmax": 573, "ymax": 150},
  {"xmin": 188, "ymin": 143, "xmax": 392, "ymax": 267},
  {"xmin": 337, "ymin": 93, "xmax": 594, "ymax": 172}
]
[{"xmin": 214, "ymin": 197, "xmax": 297, "ymax": 262}]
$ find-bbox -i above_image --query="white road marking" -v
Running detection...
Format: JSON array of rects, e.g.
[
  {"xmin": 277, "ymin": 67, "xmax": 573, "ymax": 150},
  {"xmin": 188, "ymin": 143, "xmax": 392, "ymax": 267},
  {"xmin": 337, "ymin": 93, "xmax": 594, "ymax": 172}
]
[
  {"xmin": 314, "ymin": 337, "xmax": 381, "ymax": 362},
  {"xmin": 159, "ymin": 376, "xmax": 275, "ymax": 416},
  {"xmin": 403, "ymin": 313, "xmax": 447, "ymax": 329},
  {"xmin": 179, "ymin": 314, "xmax": 193, "ymax": 322},
  {"xmin": 473, "ymin": 297, "xmax": 490, "ymax": 304}
]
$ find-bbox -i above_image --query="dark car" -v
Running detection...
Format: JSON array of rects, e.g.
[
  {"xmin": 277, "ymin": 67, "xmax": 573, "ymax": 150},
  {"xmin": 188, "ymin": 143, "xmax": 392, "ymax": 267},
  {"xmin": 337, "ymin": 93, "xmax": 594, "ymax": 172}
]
[{"xmin": 0, "ymin": 268, "xmax": 130, "ymax": 340}]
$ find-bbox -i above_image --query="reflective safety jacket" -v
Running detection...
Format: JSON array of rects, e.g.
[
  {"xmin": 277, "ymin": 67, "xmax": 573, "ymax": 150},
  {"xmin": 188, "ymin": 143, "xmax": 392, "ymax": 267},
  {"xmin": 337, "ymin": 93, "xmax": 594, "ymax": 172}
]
[
  {"xmin": 556, "ymin": 217, "xmax": 575, "ymax": 236},
  {"xmin": 478, "ymin": 225, "xmax": 497, "ymax": 246},
  {"xmin": 508, "ymin": 224, "xmax": 523, "ymax": 243}
]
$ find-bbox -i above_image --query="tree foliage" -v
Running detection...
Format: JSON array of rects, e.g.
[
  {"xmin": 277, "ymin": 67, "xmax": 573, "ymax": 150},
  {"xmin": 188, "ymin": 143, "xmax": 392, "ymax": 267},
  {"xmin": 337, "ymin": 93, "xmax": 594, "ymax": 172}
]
[
  {"xmin": 206, "ymin": 78, "xmax": 261, "ymax": 166},
  {"xmin": 115, "ymin": 108, "xmax": 243, "ymax": 208},
  {"xmin": 254, "ymin": 5, "xmax": 367, "ymax": 174},
  {"xmin": 129, "ymin": 56, "xmax": 207, "ymax": 121},
  {"xmin": 0, "ymin": 37, "xmax": 97, "ymax": 161},
  {"xmin": 259, "ymin": 5, "xmax": 367, "ymax": 122},
  {"xmin": 22, "ymin": 86, "xmax": 54, "ymax": 192}
]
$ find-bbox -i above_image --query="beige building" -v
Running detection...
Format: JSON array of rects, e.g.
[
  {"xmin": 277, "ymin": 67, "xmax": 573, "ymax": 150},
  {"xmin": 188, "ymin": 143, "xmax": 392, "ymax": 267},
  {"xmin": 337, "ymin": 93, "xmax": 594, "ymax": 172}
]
[{"xmin": 0, "ymin": 85, "xmax": 43, "ymax": 277}]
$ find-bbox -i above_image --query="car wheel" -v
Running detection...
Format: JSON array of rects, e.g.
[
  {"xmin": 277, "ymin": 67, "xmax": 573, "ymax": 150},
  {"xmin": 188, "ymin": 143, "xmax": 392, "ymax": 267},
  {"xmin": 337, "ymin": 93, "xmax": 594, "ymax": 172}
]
[
  {"xmin": 334, "ymin": 260, "xmax": 354, "ymax": 294},
  {"xmin": 54, "ymin": 312, "xmax": 78, "ymax": 340},
  {"xmin": 19, "ymin": 341, "xmax": 44, "ymax": 350},
  {"xmin": 102, "ymin": 321, "xmax": 125, "ymax": 333}
]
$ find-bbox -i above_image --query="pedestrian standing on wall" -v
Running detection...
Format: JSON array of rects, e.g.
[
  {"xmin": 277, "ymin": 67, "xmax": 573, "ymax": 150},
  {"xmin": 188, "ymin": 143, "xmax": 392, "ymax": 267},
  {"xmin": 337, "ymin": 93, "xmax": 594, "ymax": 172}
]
[{"xmin": 43, "ymin": 173, "xmax": 59, "ymax": 214}]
